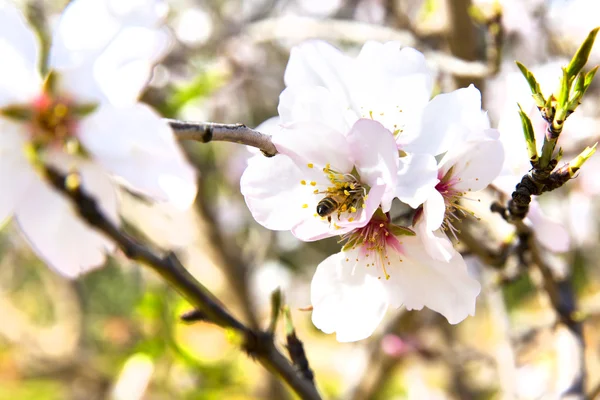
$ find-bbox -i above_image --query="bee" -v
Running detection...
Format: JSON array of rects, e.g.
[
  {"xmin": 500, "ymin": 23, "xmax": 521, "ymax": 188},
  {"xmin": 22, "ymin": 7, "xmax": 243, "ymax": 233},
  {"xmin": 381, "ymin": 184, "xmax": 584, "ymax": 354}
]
[{"xmin": 316, "ymin": 196, "xmax": 341, "ymax": 218}]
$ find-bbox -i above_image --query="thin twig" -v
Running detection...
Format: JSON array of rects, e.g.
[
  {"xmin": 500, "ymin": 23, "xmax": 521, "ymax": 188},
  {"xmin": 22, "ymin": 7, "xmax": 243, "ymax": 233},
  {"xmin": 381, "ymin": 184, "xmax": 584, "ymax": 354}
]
[
  {"xmin": 167, "ymin": 119, "xmax": 278, "ymax": 157},
  {"xmin": 42, "ymin": 167, "xmax": 321, "ymax": 400}
]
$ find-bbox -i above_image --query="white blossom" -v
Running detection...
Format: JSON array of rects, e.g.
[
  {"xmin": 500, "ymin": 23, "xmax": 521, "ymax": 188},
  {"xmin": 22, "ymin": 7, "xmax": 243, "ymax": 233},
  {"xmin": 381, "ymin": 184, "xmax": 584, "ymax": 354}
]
[{"xmin": 0, "ymin": 0, "xmax": 196, "ymax": 277}]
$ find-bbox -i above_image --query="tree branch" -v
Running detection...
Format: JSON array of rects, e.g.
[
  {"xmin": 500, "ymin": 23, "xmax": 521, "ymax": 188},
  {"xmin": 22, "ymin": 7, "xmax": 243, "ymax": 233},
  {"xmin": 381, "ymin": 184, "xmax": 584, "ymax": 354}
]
[
  {"xmin": 42, "ymin": 167, "xmax": 320, "ymax": 400},
  {"xmin": 167, "ymin": 119, "xmax": 278, "ymax": 157}
]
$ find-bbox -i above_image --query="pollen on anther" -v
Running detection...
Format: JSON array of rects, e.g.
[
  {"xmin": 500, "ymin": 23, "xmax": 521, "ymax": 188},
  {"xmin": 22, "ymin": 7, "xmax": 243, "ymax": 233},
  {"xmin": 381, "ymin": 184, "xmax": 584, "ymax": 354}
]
[
  {"xmin": 313, "ymin": 189, "xmax": 319, "ymax": 194},
  {"xmin": 344, "ymin": 190, "xmax": 350, "ymax": 196},
  {"xmin": 302, "ymin": 204, "xmax": 308, "ymax": 208},
  {"xmin": 348, "ymin": 217, "xmax": 354, "ymax": 222},
  {"xmin": 362, "ymin": 204, "xmax": 366, "ymax": 209},
  {"xmin": 307, "ymin": 163, "xmax": 314, "ymax": 168},
  {"xmin": 310, "ymin": 181, "xmax": 316, "ymax": 186},
  {"xmin": 300, "ymin": 180, "xmax": 306, "ymax": 185},
  {"xmin": 350, "ymin": 206, "xmax": 357, "ymax": 213}
]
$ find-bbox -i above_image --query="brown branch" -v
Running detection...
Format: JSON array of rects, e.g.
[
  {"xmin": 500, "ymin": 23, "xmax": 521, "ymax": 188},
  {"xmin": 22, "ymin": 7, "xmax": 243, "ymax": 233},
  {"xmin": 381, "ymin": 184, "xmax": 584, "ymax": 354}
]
[
  {"xmin": 167, "ymin": 119, "xmax": 278, "ymax": 157},
  {"xmin": 42, "ymin": 167, "xmax": 321, "ymax": 400}
]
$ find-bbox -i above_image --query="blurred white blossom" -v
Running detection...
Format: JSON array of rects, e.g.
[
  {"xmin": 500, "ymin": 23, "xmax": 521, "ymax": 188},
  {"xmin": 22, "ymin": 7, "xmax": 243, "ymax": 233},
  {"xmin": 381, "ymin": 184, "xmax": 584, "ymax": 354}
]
[{"xmin": 0, "ymin": 0, "xmax": 196, "ymax": 277}]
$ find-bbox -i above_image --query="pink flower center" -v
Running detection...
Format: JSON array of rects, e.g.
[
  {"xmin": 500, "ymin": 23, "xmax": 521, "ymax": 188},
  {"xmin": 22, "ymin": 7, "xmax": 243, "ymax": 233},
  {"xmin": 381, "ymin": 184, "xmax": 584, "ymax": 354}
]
[
  {"xmin": 341, "ymin": 216, "xmax": 405, "ymax": 280},
  {"xmin": 29, "ymin": 93, "xmax": 77, "ymax": 147},
  {"xmin": 435, "ymin": 169, "xmax": 479, "ymax": 238}
]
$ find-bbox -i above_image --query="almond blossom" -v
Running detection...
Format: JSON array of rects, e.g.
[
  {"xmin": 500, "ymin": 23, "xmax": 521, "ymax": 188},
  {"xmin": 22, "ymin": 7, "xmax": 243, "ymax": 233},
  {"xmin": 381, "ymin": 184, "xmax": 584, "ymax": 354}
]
[
  {"xmin": 311, "ymin": 212, "xmax": 481, "ymax": 342},
  {"xmin": 0, "ymin": 0, "xmax": 196, "ymax": 277},
  {"xmin": 241, "ymin": 118, "xmax": 398, "ymax": 241}
]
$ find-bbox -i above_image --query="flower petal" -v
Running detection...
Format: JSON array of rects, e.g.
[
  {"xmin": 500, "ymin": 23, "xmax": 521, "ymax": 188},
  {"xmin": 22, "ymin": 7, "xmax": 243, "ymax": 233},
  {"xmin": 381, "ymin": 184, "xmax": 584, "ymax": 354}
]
[
  {"xmin": 414, "ymin": 220, "xmax": 456, "ymax": 262},
  {"xmin": 423, "ymin": 190, "xmax": 446, "ymax": 232},
  {"xmin": 278, "ymin": 86, "xmax": 349, "ymax": 133},
  {"xmin": 78, "ymin": 103, "xmax": 197, "ymax": 209},
  {"xmin": 528, "ymin": 201, "xmax": 570, "ymax": 252},
  {"xmin": 0, "ymin": 120, "xmax": 36, "ymax": 223},
  {"xmin": 395, "ymin": 153, "xmax": 439, "ymax": 208},
  {"xmin": 15, "ymin": 158, "xmax": 118, "ymax": 278},
  {"xmin": 388, "ymin": 235, "xmax": 481, "ymax": 323},
  {"xmin": 0, "ymin": 1, "xmax": 40, "ymax": 107},
  {"xmin": 241, "ymin": 154, "xmax": 315, "ymax": 231},
  {"xmin": 442, "ymin": 134, "xmax": 505, "ymax": 193},
  {"xmin": 311, "ymin": 250, "xmax": 389, "ymax": 342},
  {"xmin": 272, "ymin": 121, "xmax": 353, "ymax": 172},
  {"xmin": 403, "ymin": 85, "xmax": 489, "ymax": 156},
  {"xmin": 346, "ymin": 119, "xmax": 398, "ymax": 212},
  {"xmin": 284, "ymin": 40, "xmax": 353, "ymax": 108}
]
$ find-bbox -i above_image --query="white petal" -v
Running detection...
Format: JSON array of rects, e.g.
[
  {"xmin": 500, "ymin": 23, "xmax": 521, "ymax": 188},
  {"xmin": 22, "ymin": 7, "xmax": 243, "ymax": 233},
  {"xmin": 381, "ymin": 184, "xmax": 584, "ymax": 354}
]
[
  {"xmin": 15, "ymin": 159, "xmax": 118, "ymax": 278},
  {"xmin": 423, "ymin": 190, "xmax": 446, "ymax": 232},
  {"xmin": 311, "ymin": 250, "xmax": 389, "ymax": 342},
  {"xmin": 78, "ymin": 103, "xmax": 197, "ymax": 209},
  {"xmin": 348, "ymin": 43, "xmax": 432, "ymax": 134},
  {"xmin": 50, "ymin": 0, "xmax": 166, "ymax": 69},
  {"xmin": 403, "ymin": 85, "xmax": 489, "ymax": 156},
  {"xmin": 346, "ymin": 119, "xmax": 398, "ymax": 211},
  {"xmin": 0, "ymin": 1, "xmax": 41, "ymax": 107},
  {"xmin": 278, "ymin": 86, "xmax": 349, "ymax": 133},
  {"xmin": 442, "ymin": 135, "xmax": 505, "ymax": 193},
  {"xmin": 284, "ymin": 40, "xmax": 353, "ymax": 109},
  {"xmin": 241, "ymin": 154, "xmax": 314, "ymax": 231},
  {"xmin": 414, "ymin": 220, "xmax": 455, "ymax": 262},
  {"xmin": 272, "ymin": 121, "xmax": 353, "ymax": 172},
  {"xmin": 388, "ymin": 234, "xmax": 481, "ymax": 323},
  {"xmin": 528, "ymin": 201, "xmax": 570, "ymax": 252},
  {"xmin": 395, "ymin": 153, "xmax": 438, "ymax": 208},
  {"xmin": 0, "ymin": 119, "xmax": 36, "ymax": 223}
]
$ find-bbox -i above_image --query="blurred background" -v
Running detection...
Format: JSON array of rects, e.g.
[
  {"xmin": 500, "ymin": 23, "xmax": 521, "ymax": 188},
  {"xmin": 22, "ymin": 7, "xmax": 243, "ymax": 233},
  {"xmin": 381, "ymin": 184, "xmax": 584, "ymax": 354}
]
[{"xmin": 1, "ymin": 0, "xmax": 600, "ymax": 399}]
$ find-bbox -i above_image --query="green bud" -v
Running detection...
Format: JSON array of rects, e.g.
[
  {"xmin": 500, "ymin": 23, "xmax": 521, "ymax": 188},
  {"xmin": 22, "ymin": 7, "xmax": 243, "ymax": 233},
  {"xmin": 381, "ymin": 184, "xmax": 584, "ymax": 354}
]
[
  {"xmin": 557, "ymin": 67, "xmax": 570, "ymax": 109},
  {"xmin": 517, "ymin": 103, "xmax": 538, "ymax": 164},
  {"xmin": 569, "ymin": 143, "xmax": 597, "ymax": 175},
  {"xmin": 584, "ymin": 66, "xmax": 598, "ymax": 93},
  {"xmin": 268, "ymin": 288, "xmax": 283, "ymax": 333},
  {"xmin": 282, "ymin": 306, "xmax": 295, "ymax": 337},
  {"xmin": 516, "ymin": 61, "xmax": 546, "ymax": 108},
  {"xmin": 566, "ymin": 27, "xmax": 599, "ymax": 78}
]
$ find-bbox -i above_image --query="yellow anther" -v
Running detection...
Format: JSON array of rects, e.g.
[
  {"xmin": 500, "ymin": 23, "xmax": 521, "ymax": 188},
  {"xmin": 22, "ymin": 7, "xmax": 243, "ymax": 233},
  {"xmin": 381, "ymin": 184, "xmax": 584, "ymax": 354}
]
[
  {"xmin": 307, "ymin": 163, "xmax": 314, "ymax": 168},
  {"xmin": 350, "ymin": 206, "xmax": 357, "ymax": 213},
  {"xmin": 310, "ymin": 181, "xmax": 316, "ymax": 186},
  {"xmin": 344, "ymin": 190, "xmax": 350, "ymax": 196},
  {"xmin": 313, "ymin": 189, "xmax": 319, "ymax": 194},
  {"xmin": 361, "ymin": 203, "xmax": 366, "ymax": 209},
  {"xmin": 54, "ymin": 103, "xmax": 68, "ymax": 118},
  {"xmin": 300, "ymin": 180, "xmax": 306, "ymax": 185},
  {"xmin": 302, "ymin": 204, "xmax": 308, "ymax": 208},
  {"xmin": 348, "ymin": 217, "xmax": 354, "ymax": 222},
  {"xmin": 341, "ymin": 204, "xmax": 347, "ymax": 211}
]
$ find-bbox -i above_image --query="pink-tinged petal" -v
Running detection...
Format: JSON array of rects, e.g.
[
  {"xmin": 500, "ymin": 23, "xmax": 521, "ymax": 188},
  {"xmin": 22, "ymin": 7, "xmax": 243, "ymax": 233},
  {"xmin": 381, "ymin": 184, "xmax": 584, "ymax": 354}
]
[
  {"xmin": 0, "ymin": 120, "xmax": 36, "ymax": 223},
  {"xmin": 346, "ymin": 119, "xmax": 398, "ymax": 211},
  {"xmin": 272, "ymin": 121, "xmax": 353, "ymax": 172},
  {"xmin": 423, "ymin": 190, "xmax": 445, "ymax": 232},
  {"xmin": 278, "ymin": 86, "xmax": 349, "ymax": 133},
  {"xmin": 311, "ymin": 250, "xmax": 389, "ymax": 342},
  {"xmin": 403, "ymin": 85, "xmax": 489, "ymax": 156},
  {"xmin": 395, "ymin": 153, "xmax": 438, "ymax": 208},
  {"xmin": 0, "ymin": 1, "xmax": 41, "ymax": 107},
  {"xmin": 528, "ymin": 201, "xmax": 570, "ymax": 252},
  {"xmin": 284, "ymin": 40, "xmax": 353, "ymax": 108},
  {"xmin": 79, "ymin": 104, "xmax": 197, "ymax": 209},
  {"xmin": 241, "ymin": 154, "xmax": 315, "ymax": 231},
  {"xmin": 292, "ymin": 216, "xmax": 351, "ymax": 242},
  {"xmin": 414, "ymin": 220, "xmax": 455, "ymax": 262},
  {"xmin": 388, "ymin": 235, "xmax": 481, "ymax": 323},
  {"xmin": 15, "ymin": 158, "xmax": 118, "ymax": 278},
  {"xmin": 442, "ymin": 136, "xmax": 505, "ymax": 193}
]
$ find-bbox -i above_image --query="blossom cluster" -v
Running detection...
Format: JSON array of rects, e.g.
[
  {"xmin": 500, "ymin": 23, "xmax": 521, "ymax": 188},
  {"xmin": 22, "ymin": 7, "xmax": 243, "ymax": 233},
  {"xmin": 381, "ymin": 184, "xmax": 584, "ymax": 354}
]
[
  {"xmin": 0, "ymin": 0, "xmax": 196, "ymax": 277},
  {"xmin": 241, "ymin": 41, "xmax": 505, "ymax": 341}
]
